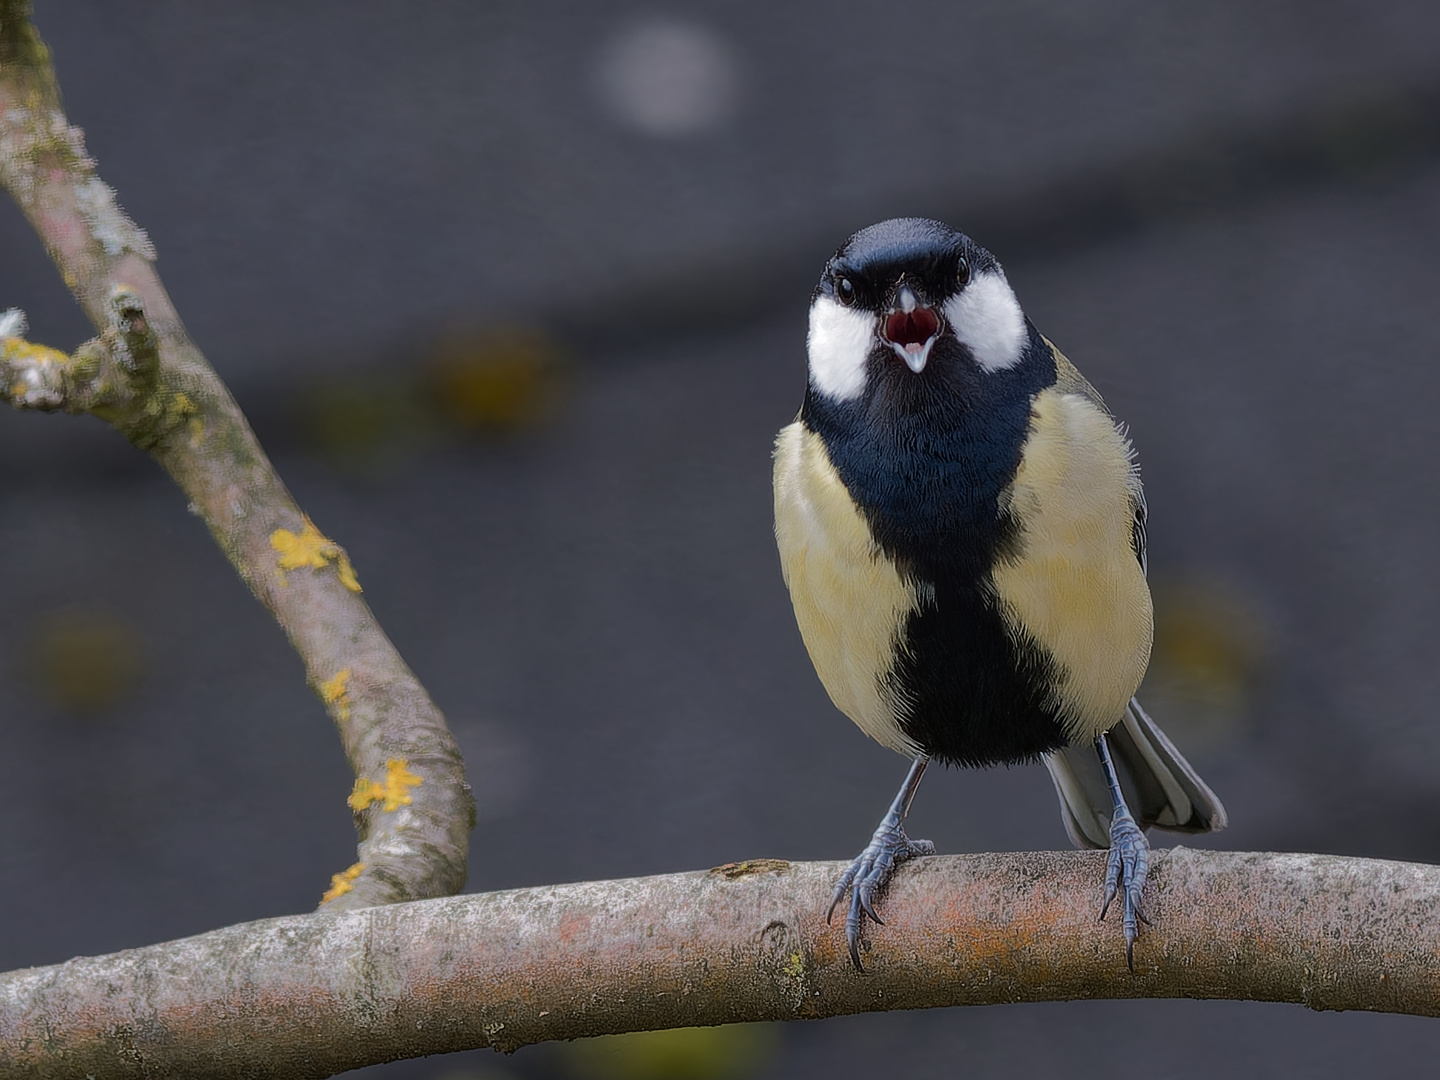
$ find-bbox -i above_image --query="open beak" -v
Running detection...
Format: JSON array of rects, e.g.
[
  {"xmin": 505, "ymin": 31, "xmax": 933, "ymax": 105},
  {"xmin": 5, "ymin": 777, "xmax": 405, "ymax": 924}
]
[{"xmin": 882, "ymin": 286, "xmax": 941, "ymax": 373}]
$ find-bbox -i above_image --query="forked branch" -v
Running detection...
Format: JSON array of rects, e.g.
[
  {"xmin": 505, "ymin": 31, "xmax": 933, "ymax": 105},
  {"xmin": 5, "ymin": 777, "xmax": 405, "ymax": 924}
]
[{"xmin": 0, "ymin": 0, "xmax": 472, "ymax": 909}]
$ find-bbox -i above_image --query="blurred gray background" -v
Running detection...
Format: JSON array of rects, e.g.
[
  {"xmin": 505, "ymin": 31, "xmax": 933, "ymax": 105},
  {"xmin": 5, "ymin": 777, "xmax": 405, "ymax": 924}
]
[{"xmin": 4, "ymin": 2, "xmax": 1440, "ymax": 1077}]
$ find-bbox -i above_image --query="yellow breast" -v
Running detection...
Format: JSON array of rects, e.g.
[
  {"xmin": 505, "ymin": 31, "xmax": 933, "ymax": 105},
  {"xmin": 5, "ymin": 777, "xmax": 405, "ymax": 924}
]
[
  {"xmin": 990, "ymin": 387, "xmax": 1153, "ymax": 738},
  {"xmin": 773, "ymin": 422, "xmax": 923, "ymax": 756}
]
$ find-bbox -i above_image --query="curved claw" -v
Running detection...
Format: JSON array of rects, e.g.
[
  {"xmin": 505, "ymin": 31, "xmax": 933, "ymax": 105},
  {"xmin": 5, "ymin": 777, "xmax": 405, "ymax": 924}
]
[
  {"xmin": 831, "ymin": 828, "xmax": 933, "ymax": 971},
  {"xmin": 856, "ymin": 883, "xmax": 884, "ymax": 925},
  {"xmin": 1100, "ymin": 808, "xmax": 1151, "ymax": 971},
  {"xmin": 826, "ymin": 863, "xmax": 862, "ymax": 924}
]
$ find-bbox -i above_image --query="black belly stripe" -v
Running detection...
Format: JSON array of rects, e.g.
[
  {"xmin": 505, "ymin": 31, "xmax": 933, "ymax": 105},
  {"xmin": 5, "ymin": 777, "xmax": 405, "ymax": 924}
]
[
  {"xmin": 803, "ymin": 324, "xmax": 1072, "ymax": 767},
  {"xmin": 886, "ymin": 583, "xmax": 1068, "ymax": 767}
]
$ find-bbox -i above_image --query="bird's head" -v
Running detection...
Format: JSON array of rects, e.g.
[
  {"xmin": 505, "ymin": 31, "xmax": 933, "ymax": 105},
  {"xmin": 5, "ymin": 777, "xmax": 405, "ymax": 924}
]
[{"xmin": 806, "ymin": 218, "xmax": 1028, "ymax": 403}]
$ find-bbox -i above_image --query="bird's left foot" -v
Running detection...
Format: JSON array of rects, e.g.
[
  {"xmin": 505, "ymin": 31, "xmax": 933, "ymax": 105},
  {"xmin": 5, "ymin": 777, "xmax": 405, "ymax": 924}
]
[
  {"xmin": 1099, "ymin": 807, "xmax": 1151, "ymax": 970},
  {"xmin": 829, "ymin": 817, "xmax": 935, "ymax": 970}
]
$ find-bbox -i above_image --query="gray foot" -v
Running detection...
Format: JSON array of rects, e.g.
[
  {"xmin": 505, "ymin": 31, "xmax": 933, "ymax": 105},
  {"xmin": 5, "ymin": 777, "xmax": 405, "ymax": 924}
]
[
  {"xmin": 828, "ymin": 817, "xmax": 935, "ymax": 970},
  {"xmin": 1099, "ymin": 807, "xmax": 1151, "ymax": 969}
]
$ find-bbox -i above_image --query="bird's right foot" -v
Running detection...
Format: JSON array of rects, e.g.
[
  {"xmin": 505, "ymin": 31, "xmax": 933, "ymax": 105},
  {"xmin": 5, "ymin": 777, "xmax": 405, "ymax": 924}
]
[
  {"xmin": 1099, "ymin": 804, "xmax": 1151, "ymax": 970},
  {"xmin": 828, "ymin": 817, "xmax": 935, "ymax": 970}
]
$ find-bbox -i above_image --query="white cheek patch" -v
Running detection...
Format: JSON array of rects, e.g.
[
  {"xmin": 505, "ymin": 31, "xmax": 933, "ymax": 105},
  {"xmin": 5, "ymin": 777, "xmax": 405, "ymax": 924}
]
[
  {"xmin": 943, "ymin": 271, "xmax": 1026, "ymax": 372},
  {"xmin": 807, "ymin": 296, "xmax": 876, "ymax": 401}
]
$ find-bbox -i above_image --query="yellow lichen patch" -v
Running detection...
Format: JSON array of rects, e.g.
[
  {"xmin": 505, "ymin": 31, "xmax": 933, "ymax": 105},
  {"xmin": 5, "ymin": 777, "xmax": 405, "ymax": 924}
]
[
  {"xmin": 168, "ymin": 390, "xmax": 198, "ymax": 427},
  {"xmin": 380, "ymin": 759, "xmax": 422, "ymax": 810},
  {"xmin": 163, "ymin": 392, "xmax": 198, "ymax": 435},
  {"xmin": 782, "ymin": 951, "xmax": 806, "ymax": 979},
  {"xmin": 271, "ymin": 518, "xmax": 336, "ymax": 572},
  {"xmin": 319, "ymin": 667, "xmax": 352, "ymax": 721},
  {"xmin": 347, "ymin": 758, "xmax": 422, "ymax": 813},
  {"xmin": 336, "ymin": 552, "xmax": 361, "ymax": 593},
  {"xmin": 321, "ymin": 861, "xmax": 365, "ymax": 904},
  {"xmin": 269, "ymin": 516, "xmax": 363, "ymax": 592},
  {"xmin": 347, "ymin": 776, "xmax": 384, "ymax": 811},
  {"xmin": 1, "ymin": 336, "xmax": 68, "ymax": 367}
]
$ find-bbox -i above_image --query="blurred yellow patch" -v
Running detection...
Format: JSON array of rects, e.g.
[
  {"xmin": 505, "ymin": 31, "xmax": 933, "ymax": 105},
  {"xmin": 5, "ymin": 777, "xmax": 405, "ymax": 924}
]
[
  {"xmin": 299, "ymin": 371, "xmax": 431, "ymax": 472},
  {"xmin": 348, "ymin": 758, "xmax": 422, "ymax": 813},
  {"xmin": 270, "ymin": 517, "xmax": 361, "ymax": 593},
  {"xmin": 1140, "ymin": 577, "xmax": 1268, "ymax": 755},
  {"xmin": 26, "ymin": 606, "xmax": 145, "ymax": 715},
  {"xmin": 293, "ymin": 325, "xmax": 566, "ymax": 475},
  {"xmin": 319, "ymin": 667, "xmax": 352, "ymax": 720},
  {"xmin": 427, "ymin": 327, "xmax": 567, "ymax": 434},
  {"xmin": 561, "ymin": 1025, "xmax": 778, "ymax": 1080},
  {"xmin": 321, "ymin": 861, "xmax": 365, "ymax": 903}
]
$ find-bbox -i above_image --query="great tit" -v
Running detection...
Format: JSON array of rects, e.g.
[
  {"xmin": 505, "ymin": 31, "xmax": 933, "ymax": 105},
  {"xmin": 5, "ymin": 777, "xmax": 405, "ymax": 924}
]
[{"xmin": 773, "ymin": 217, "xmax": 1226, "ymax": 969}]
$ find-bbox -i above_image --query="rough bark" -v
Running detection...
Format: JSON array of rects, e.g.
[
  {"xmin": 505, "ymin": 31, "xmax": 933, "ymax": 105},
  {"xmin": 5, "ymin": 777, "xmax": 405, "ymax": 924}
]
[
  {"xmin": 1, "ymin": 849, "xmax": 1436, "ymax": 1078},
  {"xmin": 0, "ymin": 0, "xmax": 473, "ymax": 908}
]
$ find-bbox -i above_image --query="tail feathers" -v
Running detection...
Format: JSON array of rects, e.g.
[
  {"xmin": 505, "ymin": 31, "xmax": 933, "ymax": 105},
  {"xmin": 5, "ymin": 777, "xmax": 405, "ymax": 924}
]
[{"xmin": 1043, "ymin": 698, "xmax": 1228, "ymax": 850}]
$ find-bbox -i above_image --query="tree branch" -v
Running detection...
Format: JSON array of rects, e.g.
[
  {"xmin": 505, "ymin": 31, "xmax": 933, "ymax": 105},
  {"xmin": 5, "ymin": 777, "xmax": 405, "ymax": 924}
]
[
  {"xmin": 1, "ymin": 849, "xmax": 1435, "ymax": 1077},
  {"xmin": 0, "ymin": 0, "xmax": 473, "ymax": 908}
]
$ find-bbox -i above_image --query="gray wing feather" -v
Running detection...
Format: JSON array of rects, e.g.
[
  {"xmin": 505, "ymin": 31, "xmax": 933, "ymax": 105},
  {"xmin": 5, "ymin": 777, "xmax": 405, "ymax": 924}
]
[
  {"xmin": 1131, "ymin": 485, "xmax": 1148, "ymax": 576},
  {"xmin": 1042, "ymin": 698, "xmax": 1228, "ymax": 850},
  {"xmin": 1039, "ymin": 338, "xmax": 1221, "ymax": 846}
]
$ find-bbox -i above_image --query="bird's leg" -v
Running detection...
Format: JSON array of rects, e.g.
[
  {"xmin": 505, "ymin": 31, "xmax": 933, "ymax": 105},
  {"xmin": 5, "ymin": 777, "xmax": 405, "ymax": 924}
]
[
  {"xmin": 828, "ymin": 755, "xmax": 936, "ymax": 970},
  {"xmin": 1096, "ymin": 731, "xmax": 1151, "ymax": 970}
]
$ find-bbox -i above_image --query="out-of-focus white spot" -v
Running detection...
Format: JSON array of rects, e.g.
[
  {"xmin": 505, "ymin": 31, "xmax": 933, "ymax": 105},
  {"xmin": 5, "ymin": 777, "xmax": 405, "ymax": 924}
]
[
  {"xmin": 0, "ymin": 308, "xmax": 26, "ymax": 338},
  {"xmin": 595, "ymin": 18, "xmax": 739, "ymax": 137}
]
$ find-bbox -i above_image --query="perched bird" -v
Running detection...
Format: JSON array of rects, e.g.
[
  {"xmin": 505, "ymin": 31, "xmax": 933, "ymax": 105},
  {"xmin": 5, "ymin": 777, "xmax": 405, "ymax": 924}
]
[{"xmin": 773, "ymin": 218, "xmax": 1226, "ymax": 969}]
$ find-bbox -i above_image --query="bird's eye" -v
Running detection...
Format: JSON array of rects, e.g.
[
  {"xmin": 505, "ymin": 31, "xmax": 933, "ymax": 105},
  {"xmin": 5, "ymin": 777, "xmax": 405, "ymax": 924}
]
[
  {"xmin": 957, "ymin": 257, "xmax": 971, "ymax": 287},
  {"xmin": 835, "ymin": 276, "xmax": 856, "ymax": 305}
]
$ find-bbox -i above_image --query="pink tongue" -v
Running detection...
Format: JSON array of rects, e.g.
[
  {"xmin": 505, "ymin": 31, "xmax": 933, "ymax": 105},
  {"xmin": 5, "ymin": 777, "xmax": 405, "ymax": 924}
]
[{"xmin": 884, "ymin": 307, "xmax": 939, "ymax": 347}]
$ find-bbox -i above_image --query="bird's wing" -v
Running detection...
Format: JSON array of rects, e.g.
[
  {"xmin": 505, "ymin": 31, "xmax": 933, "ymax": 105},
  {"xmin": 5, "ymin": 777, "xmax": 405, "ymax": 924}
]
[
  {"xmin": 1043, "ymin": 698, "xmax": 1229, "ymax": 848},
  {"xmin": 1130, "ymin": 485, "xmax": 1148, "ymax": 577},
  {"xmin": 1045, "ymin": 336, "xmax": 1147, "ymax": 575}
]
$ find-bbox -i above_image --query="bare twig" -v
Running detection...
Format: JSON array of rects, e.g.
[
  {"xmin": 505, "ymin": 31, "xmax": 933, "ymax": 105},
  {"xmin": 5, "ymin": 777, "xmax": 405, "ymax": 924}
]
[
  {"xmin": 2, "ymin": 849, "xmax": 1438, "ymax": 1078},
  {"xmin": 0, "ymin": 0, "xmax": 473, "ymax": 908}
]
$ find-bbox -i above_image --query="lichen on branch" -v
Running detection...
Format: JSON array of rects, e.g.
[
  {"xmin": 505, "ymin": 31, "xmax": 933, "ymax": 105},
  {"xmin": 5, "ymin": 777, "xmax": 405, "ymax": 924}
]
[
  {"xmin": 0, "ymin": 290, "xmax": 182, "ymax": 442},
  {"xmin": 271, "ymin": 518, "xmax": 363, "ymax": 593},
  {"xmin": 0, "ymin": 0, "xmax": 473, "ymax": 911},
  {"xmin": 348, "ymin": 758, "xmax": 423, "ymax": 814}
]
